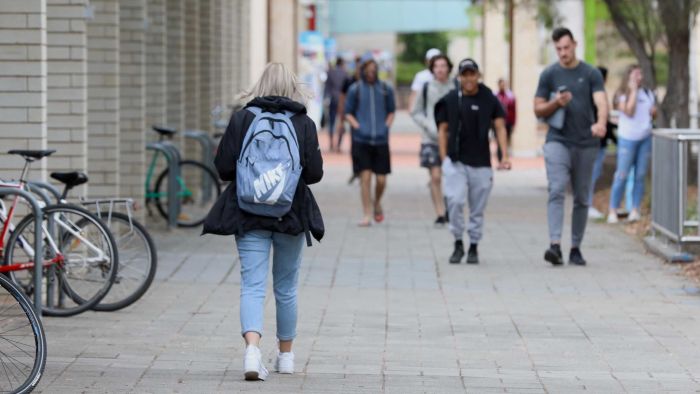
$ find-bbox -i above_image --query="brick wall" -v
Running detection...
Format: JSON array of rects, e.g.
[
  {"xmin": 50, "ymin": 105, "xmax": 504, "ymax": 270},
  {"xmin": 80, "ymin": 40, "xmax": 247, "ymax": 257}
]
[
  {"xmin": 86, "ymin": 0, "xmax": 119, "ymax": 198},
  {"xmin": 119, "ymin": 0, "xmax": 145, "ymax": 200},
  {"xmin": 46, "ymin": 0, "xmax": 87, "ymax": 193},
  {"xmin": 198, "ymin": 0, "xmax": 211, "ymax": 133},
  {"xmin": 166, "ymin": 0, "xmax": 185, "ymax": 139},
  {"xmin": 0, "ymin": 0, "xmax": 48, "ymax": 180}
]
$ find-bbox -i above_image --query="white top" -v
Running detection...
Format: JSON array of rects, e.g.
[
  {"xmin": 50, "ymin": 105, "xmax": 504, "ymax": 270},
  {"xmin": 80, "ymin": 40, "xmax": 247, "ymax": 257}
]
[
  {"xmin": 410, "ymin": 69, "xmax": 433, "ymax": 92},
  {"xmin": 617, "ymin": 89, "xmax": 655, "ymax": 141}
]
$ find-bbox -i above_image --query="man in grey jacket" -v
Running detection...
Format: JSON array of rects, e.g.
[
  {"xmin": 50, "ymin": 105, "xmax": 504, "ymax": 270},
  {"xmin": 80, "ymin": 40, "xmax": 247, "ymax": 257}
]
[{"xmin": 410, "ymin": 54, "xmax": 454, "ymax": 226}]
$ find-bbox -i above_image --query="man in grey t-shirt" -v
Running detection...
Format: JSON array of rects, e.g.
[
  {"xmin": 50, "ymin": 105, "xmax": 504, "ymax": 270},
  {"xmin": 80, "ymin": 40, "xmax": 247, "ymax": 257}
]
[{"xmin": 534, "ymin": 27, "xmax": 608, "ymax": 266}]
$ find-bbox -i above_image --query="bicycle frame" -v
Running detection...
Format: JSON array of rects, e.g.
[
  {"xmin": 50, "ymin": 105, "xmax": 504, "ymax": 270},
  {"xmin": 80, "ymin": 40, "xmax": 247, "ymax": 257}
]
[
  {"xmin": 0, "ymin": 180, "xmax": 108, "ymax": 274},
  {"xmin": 144, "ymin": 149, "xmax": 192, "ymax": 200}
]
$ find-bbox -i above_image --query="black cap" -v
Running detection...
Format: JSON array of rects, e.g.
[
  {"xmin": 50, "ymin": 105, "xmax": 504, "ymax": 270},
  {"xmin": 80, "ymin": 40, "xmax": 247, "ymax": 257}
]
[{"xmin": 458, "ymin": 58, "xmax": 479, "ymax": 74}]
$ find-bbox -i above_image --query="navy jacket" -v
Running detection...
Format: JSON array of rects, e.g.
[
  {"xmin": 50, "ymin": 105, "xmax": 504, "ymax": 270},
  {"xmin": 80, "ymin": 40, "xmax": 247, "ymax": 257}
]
[{"xmin": 344, "ymin": 79, "xmax": 396, "ymax": 145}]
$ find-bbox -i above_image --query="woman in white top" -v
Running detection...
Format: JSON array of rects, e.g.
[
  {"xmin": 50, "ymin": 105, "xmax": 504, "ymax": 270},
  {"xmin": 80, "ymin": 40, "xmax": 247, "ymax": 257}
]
[{"xmin": 607, "ymin": 65, "xmax": 657, "ymax": 223}]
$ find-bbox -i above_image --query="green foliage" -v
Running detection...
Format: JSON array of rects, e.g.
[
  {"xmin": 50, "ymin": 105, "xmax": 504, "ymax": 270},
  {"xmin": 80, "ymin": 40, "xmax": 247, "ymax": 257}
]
[
  {"xmin": 398, "ymin": 32, "xmax": 449, "ymax": 63},
  {"xmin": 396, "ymin": 61, "xmax": 425, "ymax": 86}
]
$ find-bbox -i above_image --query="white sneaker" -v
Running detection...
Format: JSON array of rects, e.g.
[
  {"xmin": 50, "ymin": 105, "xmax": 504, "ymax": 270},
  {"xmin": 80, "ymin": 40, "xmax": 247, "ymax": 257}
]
[
  {"xmin": 244, "ymin": 345, "xmax": 269, "ymax": 381},
  {"xmin": 606, "ymin": 211, "xmax": 619, "ymax": 224},
  {"xmin": 588, "ymin": 207, "xmax": 603, "ymax": 219},
  {"xmin": 275, "ymin": 351, "xmax": 294, "ymax": 374},
  {"xmin": 628, "ymin": 210, "xmax": 641, "ymax": 222}
]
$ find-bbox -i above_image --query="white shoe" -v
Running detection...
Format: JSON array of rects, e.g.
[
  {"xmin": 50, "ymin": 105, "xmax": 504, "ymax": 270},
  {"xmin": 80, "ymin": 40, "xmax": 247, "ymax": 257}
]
[
  {"xmin": 588, "ymin": 207, "xmax": 603, "ymax": 219},
  {"xmin": 606, "ymin": 212, "xmax": 619, "ymax": 224},
  {"xmin": 628, "ymin": 210, "xmax": 641, "ymax": 222},
  {"xmin": 244, "ymin": 345, "xmax": 269, "ymax": 381},
  {"xmin": 275, "ymin": 351, "xmax": 294, "ymax": 374}
]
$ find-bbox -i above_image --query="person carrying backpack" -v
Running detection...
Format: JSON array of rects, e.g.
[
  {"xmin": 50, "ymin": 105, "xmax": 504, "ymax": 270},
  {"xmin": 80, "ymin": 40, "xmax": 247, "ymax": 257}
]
[
  {"xmin": 202, "ymin": 63, "xmax": 324, "ymax": 381},
  {"xmin": 410, "ymin": 54, "xmax": 454, "ymax": 226},
  {"xmin": 345, "ymin": 58, "xmax": 396, "ymax": 226}
]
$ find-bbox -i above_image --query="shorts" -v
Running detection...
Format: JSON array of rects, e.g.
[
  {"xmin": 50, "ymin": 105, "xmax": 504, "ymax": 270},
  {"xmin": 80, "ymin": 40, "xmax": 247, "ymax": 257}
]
[
  {"xmin": 353, "ymin": 141, "xmax": 391, "ymax": 175},
  {"xmin": 419, "ymin": 143, "xmax": 441, "ymax": 168}
]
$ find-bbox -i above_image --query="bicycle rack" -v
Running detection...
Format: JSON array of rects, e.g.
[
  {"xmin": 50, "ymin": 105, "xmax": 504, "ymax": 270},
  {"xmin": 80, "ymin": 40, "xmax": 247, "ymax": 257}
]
[
  {"xmin": 184, "ymin": 130, "xmax": 216, "ymax": 203},
  {"xmin": 27, "ymin": 181, "xmax": 61, "ymax": 204},
  {"xmin": 146, "ymin": 141, "xmax": 181, "ymax": 228},
  {"xmin": 0, "ymin": 188, "xmax": 44, "ymax": 316}
]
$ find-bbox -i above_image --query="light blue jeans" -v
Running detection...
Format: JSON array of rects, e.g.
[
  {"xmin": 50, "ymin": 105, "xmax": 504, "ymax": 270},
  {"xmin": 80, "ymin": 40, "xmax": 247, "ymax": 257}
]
[
  {"xmin": 609, "ymin": 136, "xmax": 652, "ymax": 211},
  {"xmin": 236, "ymin": 230, "xmax": 304, "ymax": 341},
  {"xmin": 588, "ymin": 147, "xmax": 607, "ymax": 206}
]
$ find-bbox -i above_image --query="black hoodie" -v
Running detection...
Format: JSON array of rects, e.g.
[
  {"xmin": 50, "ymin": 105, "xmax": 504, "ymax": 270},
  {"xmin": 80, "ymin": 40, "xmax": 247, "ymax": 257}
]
[{"xmin": 202, "ymin": 96, "xmax": 324, "ymax": 244}]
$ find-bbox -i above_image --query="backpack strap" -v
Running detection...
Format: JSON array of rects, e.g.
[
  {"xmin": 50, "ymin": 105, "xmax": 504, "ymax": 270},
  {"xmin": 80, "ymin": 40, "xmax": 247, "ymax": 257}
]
[{"xmin": 422, "ymin": 82, "xmax": 429, "ymax": 115}]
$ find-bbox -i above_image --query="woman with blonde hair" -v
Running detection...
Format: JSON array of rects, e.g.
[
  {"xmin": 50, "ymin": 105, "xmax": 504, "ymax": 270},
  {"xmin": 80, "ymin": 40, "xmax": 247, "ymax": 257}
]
[
  {"xmin": 203, "ymin": 62, "xmax": 324, "ymax": 381},
  {"xmin": 606, "ymin": 64, "xmax": 656, "ymax": 223}
]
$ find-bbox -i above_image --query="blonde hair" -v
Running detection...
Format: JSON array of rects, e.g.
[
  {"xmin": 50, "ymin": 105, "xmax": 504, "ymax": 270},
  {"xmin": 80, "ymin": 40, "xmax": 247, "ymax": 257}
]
[{"xmin": 237, "ymin": 62, "xmax": 311, "ymax": 105}]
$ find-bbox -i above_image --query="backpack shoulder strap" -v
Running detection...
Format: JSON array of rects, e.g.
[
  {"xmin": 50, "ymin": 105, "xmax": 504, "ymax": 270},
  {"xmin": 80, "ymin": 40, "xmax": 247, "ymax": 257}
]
[
  {"xmin": 246, "ymin": 106, "xmax": 262, "ymax": 117},
  {"xmin": 422, "ymin": 82, "xmax": 429, "ymax": 115}
]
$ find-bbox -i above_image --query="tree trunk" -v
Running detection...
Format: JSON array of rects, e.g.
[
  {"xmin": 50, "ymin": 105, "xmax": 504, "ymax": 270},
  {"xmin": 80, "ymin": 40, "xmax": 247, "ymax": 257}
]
[
  {"xmin": 658, "ymin": 0, "xmax": 692, "ymax": 128},
  {"xmin": 602, "ymin": 0, "xmax": 657, "ymax": 89}
]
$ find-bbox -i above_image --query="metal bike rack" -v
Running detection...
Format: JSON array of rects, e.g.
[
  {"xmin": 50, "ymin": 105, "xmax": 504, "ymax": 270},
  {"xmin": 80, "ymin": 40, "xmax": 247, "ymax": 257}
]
[
  {"xmin": 27, "ymin": 181, "xmax": 61, "ymax": 203},
  {"xmin": 0, "ymin": 188, "xmax": 44, "ymax": 316},
  {"xmin": 185, "ymin": 130, "xmax": 216, "ymax": 202},
  {"xmin": 146, "ymin": 141, "xmax": 181, "ymax": 228}
]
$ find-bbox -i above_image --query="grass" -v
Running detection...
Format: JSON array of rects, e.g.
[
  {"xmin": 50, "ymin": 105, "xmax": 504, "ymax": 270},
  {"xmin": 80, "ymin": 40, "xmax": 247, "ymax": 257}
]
[{"xmin": 396, "ymin": 61, "xmax": 425, "ymax": 87}]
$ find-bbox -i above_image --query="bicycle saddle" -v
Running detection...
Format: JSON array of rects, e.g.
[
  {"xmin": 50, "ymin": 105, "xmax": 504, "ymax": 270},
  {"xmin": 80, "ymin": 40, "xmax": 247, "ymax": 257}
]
[
  {"xmin": 152, "ymin": 125, "xmax": 178, "ymax": 137},
  {"xmin": 50, "ymin": 171, "xmax": 88, "ymax": 188},
  {"xmin": 7, "ymin": 149, "xmax": 56, "ymax": 161}
]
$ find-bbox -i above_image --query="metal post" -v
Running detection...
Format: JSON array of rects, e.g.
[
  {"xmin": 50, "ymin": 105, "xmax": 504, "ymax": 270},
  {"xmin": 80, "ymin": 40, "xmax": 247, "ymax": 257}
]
[
  {"xmin": 27, "ymin": 181, "xmax": 62, "ymax": 203},
  {"xmin": 185, "ymin": 130, "xmax": 215, "ymax": 203},
  {"xmin": 679, "ymin": 140, "xmax": 686, "ymax": 239},
  {"xmin": 146, "ymin": 142, "xmax": 181, "ymax": 228},
  {"xmin": 0, "ymin": 188, "xmax": 44, "ymax": 316}
]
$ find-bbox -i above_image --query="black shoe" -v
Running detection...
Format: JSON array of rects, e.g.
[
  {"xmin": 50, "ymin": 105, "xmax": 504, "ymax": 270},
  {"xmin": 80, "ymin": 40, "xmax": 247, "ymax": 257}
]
[
  {"xmin": 569, "ymin": 247, "xmax": 587, "ymax": 266},
  {"xmin": 466, "ymin": 243, "xmax": 479, "ymax": 264},
  {"xmin": 434, "ymin": 216, "xmax": 447, "ymax": 227},
  {"xmin": 449, "ymin": 240, "xmax": 464, "ymax": 264},
  {"xmin": 544, "ymin": 244, "xmax": 564, "ymax": 266}
]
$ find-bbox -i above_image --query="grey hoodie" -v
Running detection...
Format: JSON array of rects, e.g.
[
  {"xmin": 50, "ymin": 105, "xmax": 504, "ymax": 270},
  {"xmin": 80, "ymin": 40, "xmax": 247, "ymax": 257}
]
[{"xmin": 410, "ymin": 79, "xmax": 454, "ymax": 144}]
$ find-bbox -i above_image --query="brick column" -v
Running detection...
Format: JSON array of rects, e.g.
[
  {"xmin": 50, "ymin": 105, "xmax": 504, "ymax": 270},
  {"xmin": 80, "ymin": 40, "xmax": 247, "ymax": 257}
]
[
  {"xmin": 119, "ymin": 0, "xmax": 146, "ymax": 200},
  {"xmin": 46, "ymin": 0, "xmax": 87, "ymax": 191},
  {"xmin": 210, "ymin": 0, "xmax": 223, "ymax": 114},
  {"xmin": 166, "ymin": 0, "xmax": 185, "ymax": 139},
  {"xmin": 235, "ymin": 0, "xmax": 250, "ymax": 94},
  {"xmin": 0, "ymin": 1, "xmax": 48, "ymax": 180},
  {"xmin": 86, "ymin": 0, "xmax": 120, "ymax": 198},
  {"xmin": 145, "ymin": 0, "xmax": 166, "ymax": 146},
  {"xmin": 198, "ymin": 0, "xmax": 211, "ymax": 132}
]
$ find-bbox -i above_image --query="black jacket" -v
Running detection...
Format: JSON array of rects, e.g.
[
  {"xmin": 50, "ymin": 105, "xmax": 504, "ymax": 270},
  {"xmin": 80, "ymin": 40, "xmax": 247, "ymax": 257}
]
[{"xmin": 202, "ymin": 96, "xmax": 324, "ymax": 245}]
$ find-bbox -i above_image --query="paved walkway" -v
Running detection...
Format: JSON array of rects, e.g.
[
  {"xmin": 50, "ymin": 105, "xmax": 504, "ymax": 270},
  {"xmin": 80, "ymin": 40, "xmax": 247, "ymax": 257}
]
[{"xmin": 37, "ymin": 132, "xmax": 700, "ymax": 393}]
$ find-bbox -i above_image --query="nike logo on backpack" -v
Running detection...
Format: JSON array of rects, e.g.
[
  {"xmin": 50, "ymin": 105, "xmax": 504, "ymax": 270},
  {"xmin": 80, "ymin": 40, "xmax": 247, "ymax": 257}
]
[{"xmin": 253, "ymin": 163, "xmax": 287, "ymax": 204}]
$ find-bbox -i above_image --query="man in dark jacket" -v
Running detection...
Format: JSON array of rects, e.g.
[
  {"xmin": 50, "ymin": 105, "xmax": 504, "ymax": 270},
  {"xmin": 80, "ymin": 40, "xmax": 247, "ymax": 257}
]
[
  {"xmin": 202, "ymin": 96, "xmax": 324, "ymax": 244},
  {"xmin": 436, "ymin": 58, "xmax": 511, "ymax": 265},
  {"xmin": 344, "ymin": 58, "xmax": 396, "ymax": 226}
]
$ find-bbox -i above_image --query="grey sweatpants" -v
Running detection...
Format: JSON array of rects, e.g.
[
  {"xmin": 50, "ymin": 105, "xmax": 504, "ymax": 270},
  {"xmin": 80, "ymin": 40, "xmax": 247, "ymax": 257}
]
[
  {"xmin": 543, "ymin": 141, "xmax": 598, "ymax": 247},
  {"xmin": 442, "ymin": 157, "xmax": 493, "ymax": 243}
]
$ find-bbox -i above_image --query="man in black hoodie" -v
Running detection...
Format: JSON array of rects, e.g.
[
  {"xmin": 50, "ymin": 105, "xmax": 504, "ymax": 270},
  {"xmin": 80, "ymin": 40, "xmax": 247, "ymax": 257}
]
[{"xmin": 435, "ymin": 58, "xmax": 511, "ymax": 264}]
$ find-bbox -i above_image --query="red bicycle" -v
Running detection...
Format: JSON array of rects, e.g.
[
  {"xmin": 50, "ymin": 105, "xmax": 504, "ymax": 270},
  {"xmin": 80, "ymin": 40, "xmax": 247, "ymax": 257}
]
[{"xmin": 0, "ymin": 149, "xmax": 118, "ymax": 316}]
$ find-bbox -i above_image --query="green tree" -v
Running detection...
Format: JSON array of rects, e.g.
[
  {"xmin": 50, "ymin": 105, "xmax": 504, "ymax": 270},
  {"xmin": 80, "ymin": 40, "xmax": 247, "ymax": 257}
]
[
  {"xmin": 398, "ymin": 32, "xmax": 449, "ymax": 63},
  {"xmin": 602, "ymin": 0, "xmax": 700, "ymax": 128}
]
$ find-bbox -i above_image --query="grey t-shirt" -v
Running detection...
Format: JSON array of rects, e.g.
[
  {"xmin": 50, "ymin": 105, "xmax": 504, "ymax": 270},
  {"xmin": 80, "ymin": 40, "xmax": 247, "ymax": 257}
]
[{"xmin": 535, "ymin": 61, "xmax": 605, "ymax": 147}]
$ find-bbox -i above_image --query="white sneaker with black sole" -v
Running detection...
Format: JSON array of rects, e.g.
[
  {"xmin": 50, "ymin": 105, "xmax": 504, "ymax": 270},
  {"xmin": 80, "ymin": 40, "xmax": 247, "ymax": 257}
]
[
  {"xmin": 275, "ymin": 351, "xmax": 294, "ymax": 374},
  {"xmin": 243, "ymin": 345, "xmax": 268, "ymax": 381}
]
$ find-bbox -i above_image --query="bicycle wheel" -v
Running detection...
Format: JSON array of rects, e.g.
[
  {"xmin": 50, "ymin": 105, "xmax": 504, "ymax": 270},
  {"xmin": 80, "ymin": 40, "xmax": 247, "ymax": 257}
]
[
  {"xmin": 92, "ymin": 212, "xmax": 157, "ymax": 311},
  {"xmin": 4, "ymin": 204, "xmax": 118, "ymax": 317},
  {"xmin": 154, "ymin": 160, "xmax": 221, "ymax": 228},
  {"xmin": 0, "ymin": 275, "xmax": 46, "ymax": 394}
]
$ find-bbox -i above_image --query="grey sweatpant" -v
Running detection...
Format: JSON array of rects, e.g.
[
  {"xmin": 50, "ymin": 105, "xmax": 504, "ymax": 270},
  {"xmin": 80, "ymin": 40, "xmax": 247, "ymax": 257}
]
[
  {"xmin": 442, "ymin": 157, "xmax": 493, "ymax": 243},
  {"xmin": 543, "ymin": 141, "xmax": 598, "ymax": 247}
]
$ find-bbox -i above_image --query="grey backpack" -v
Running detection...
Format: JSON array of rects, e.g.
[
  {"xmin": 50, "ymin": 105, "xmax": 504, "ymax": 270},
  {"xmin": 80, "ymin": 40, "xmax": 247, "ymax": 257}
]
[{"xmin": 236, "ymin": 106, "xmax": 302, "ymax": 218}]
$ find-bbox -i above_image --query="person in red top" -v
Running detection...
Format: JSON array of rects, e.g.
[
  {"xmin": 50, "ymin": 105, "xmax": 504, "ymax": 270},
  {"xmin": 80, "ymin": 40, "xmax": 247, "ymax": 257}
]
[{"xmin": 495, "ymin": 78, "xmax": 517, "ymax": 163}]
